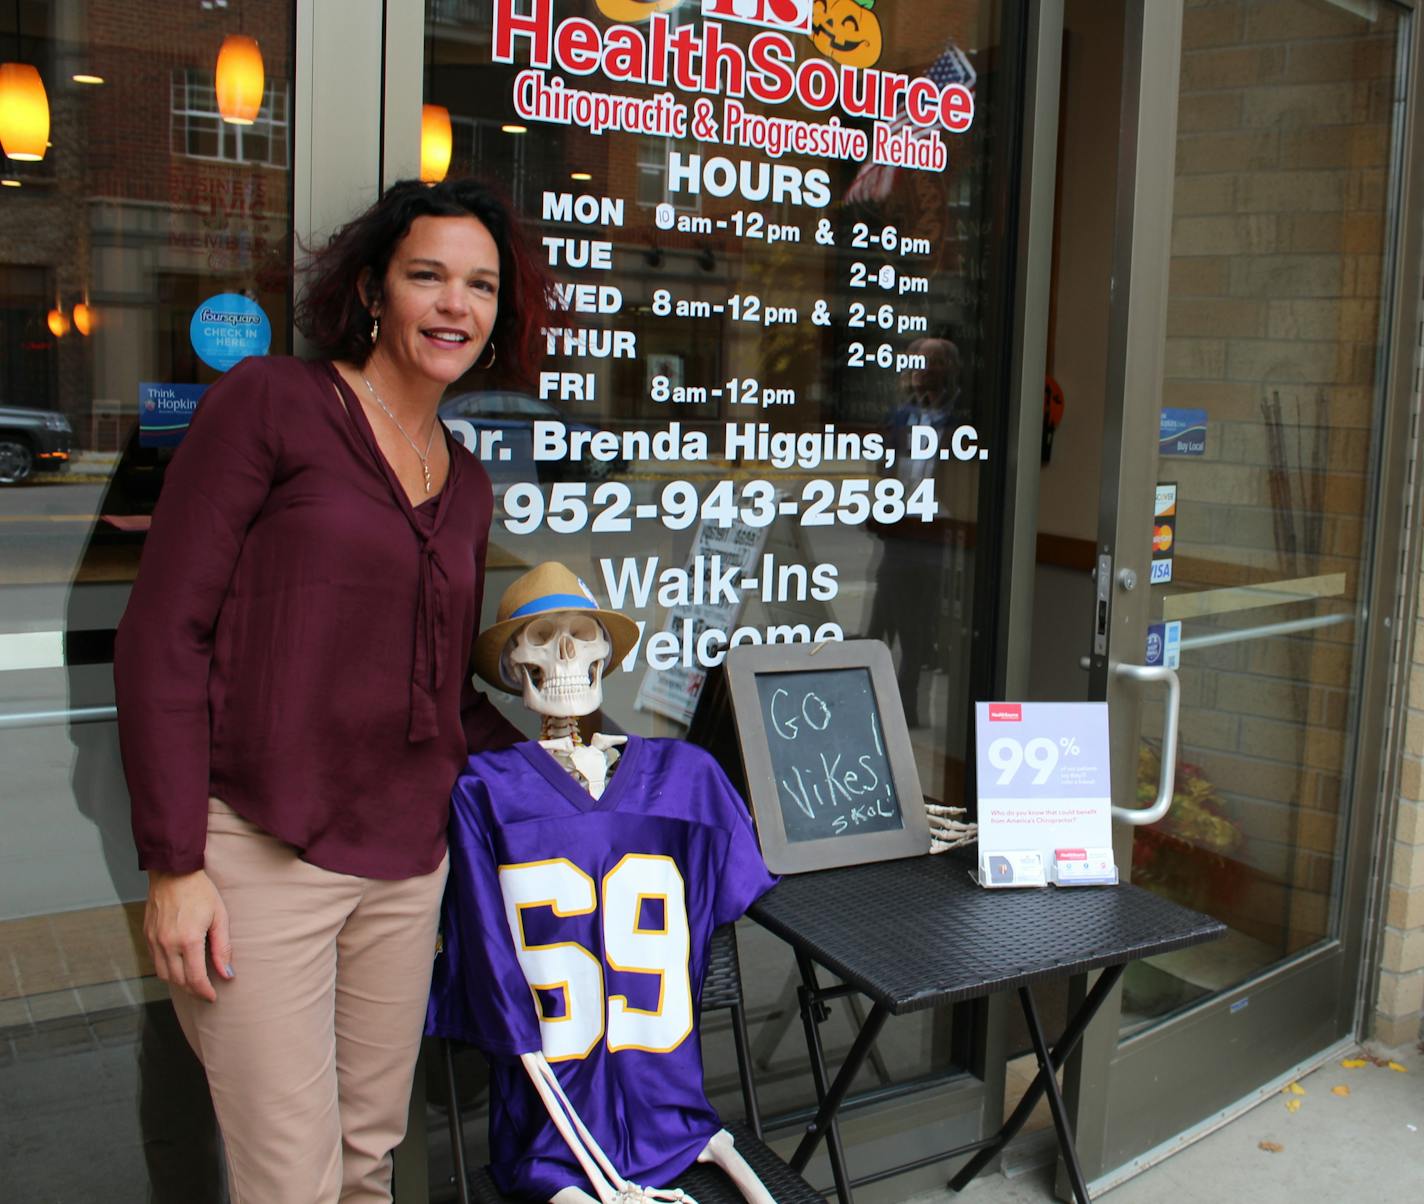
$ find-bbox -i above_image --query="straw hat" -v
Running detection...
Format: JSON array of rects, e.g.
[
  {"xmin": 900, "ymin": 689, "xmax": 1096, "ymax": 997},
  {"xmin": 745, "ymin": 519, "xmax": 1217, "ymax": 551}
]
[{"xmin": 473, "ymin": 561, "xmax": 640, "ymax": 693}]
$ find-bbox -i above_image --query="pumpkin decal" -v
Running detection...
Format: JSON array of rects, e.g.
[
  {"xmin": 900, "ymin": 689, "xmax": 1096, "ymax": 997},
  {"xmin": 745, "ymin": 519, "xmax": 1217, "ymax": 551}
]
[
  {"xmin": 595, "ymin": 0, "xmax": 681, "ymax": 23},
  {"xmin": 810, "ymin": 0, "xmax": 883, "ymax": 70}
]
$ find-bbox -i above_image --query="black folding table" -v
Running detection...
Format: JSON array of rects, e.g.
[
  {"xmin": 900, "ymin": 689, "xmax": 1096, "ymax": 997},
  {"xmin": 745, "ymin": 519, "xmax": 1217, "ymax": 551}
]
[{"xmin": 747, "ymin": 851, "xmax": 1225, "ymax": 1204}]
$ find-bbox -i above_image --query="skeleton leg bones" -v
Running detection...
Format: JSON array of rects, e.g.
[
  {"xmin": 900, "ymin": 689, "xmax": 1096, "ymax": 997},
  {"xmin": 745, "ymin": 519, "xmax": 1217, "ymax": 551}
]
[{"xmin": 524, "ymin": 1052, "xmax": 696, "ymax": 1204}]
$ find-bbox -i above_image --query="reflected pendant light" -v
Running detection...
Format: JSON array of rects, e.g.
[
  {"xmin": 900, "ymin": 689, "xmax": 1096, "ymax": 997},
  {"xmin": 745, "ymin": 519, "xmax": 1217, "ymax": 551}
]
[
  {"xmin": 0, "ymin": 61, "xmax": 49, "ymax": 161},
  {"xmin": 73, "ymin": 299, "xmax": 93, "ymax": 336},
  {"xmin": 216, "ymin": 34, "xmax": 264, "ymax": 126},
  {"xmin": 421, "ymin": 104, "xmax": 452, "ymax": 183},
  {"xmin": 47, "ymin": 302, "xmax": 69, "ymax": 338},
  {"xmin": 1, "ymin": 2, "xmax": 48, "ymax": 162}
]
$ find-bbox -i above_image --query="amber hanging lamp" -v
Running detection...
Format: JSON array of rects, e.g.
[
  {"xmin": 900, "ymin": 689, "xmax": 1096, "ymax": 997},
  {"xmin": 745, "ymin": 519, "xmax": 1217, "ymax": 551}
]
[
  {"xmin": 215, "ymin": 18, "xmax": 264, "ymax": 127},
  {"xmin": 0, "ymin": 2, "xmax": 50, "ymax": 162},
  {"xmin": 419, "ymin": 33, "xmax": 450, "ymax": 183},
  {"xmin": 420, "ymin": 104, "xmax": 451, "ymax": 183},
  {"xmin": 47, "ymin": 296, "xmax": 69, "ymax": 338},
  {"xmin": 73, "ymin": 288, "xmax": 93, "ymax": 336}
]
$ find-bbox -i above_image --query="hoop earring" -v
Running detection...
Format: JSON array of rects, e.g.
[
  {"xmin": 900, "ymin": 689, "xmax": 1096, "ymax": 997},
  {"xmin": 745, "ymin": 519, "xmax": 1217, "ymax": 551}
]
[
  {"xmin": 477, "ymin": 342, "xmax": 496, "ymax": 370},
  {"xmin": 369, "ymin": 315, "xmax": 380, "ymax": 344}
]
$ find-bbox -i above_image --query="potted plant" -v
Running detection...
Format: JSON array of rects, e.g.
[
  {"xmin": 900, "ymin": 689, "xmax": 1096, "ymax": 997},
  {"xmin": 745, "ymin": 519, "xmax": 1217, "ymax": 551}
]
[{"xmin": 1131, "ymin": 743, "xmax": 1248, "ymax": 915}]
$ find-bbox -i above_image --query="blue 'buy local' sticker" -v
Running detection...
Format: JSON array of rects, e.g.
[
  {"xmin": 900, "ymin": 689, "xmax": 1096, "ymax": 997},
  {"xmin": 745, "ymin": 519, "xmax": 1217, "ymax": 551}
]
[{"xmin": 190, "ymin": 293, "xmax": 271, "ymax": 372}]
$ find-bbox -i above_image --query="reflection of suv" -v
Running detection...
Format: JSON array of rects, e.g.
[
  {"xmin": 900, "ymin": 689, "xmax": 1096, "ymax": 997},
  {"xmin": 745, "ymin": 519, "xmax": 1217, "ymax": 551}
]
[
  {"xmin": 0, "ymin": 404, "xmax": 73, "ymax": 484},
  {"xmin": 437, "ymin": 391, "xmax": 623, "ymax": 482}
]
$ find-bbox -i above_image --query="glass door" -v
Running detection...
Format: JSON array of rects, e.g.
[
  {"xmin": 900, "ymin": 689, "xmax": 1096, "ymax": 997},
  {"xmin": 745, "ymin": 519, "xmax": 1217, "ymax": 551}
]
[{"xmin": 1042, "ymin": 0, "xmax": 1419, "ymax": 1186}]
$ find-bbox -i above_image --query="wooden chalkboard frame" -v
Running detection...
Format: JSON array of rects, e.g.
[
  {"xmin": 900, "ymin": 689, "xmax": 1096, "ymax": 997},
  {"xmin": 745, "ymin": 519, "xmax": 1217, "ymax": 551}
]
[{"xmin": 725, "ymin": 640, "xmax": 931, "ymax": 874}]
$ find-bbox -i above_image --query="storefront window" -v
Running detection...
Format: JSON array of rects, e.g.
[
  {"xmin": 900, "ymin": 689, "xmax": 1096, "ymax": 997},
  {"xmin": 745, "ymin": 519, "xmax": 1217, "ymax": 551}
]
[
  {"xmin": 0, "ymin": 1, "xmax": 293, "ymax": 1197},
  {"xmin": 423, "ymin": 0, "xmax": 1020, "ymax": 1162}
]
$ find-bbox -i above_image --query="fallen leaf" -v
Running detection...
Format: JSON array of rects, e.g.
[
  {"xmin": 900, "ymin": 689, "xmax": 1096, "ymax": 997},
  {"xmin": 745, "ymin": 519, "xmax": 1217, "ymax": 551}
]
[
  {"xmin": 1341, "ymin": 1058, "xmax": 1369, "ymax": 1069},
  {"xmin": 1365, "ymin": 1054, "xmax": 1389, "ymax": 1067},
  {"xmin": 1388, "ymin": 1061, "xmax": 1408, "ymax": 1073},
  {"xmin": 1331, "ymin": 1085, "xmax": 1350, "ymax": 1097},
  {"xmin": 1288, "ymin": 1082, "xmax": 1306, "ymax": 1095},
  {"xmin": 1258, "ymin": 1141, "xmax": 1284, "ymax": 1153},
  {"xmin": 1285, "ymin": 1098, "xmax": 1302, "ymax": 1113}
]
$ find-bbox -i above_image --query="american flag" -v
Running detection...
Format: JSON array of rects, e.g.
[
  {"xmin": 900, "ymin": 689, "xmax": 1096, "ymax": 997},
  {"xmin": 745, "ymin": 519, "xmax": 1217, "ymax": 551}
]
[{"xmin": 844, "ymin": 42, "xmax": 976, "ymax": 204}]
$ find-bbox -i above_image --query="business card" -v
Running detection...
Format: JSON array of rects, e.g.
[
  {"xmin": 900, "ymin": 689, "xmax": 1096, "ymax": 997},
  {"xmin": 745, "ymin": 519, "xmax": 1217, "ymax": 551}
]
[
  {"xmin": 978, "ymin": 849, "xmax": 1047, "ymax": 889},
  {"xmin": 1051, "ymin": 847, "xmax": 1119, "ymax": 887}
]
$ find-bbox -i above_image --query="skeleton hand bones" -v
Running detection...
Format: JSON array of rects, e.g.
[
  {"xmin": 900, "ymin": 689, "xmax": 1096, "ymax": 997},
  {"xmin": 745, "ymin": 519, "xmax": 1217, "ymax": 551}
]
[{"xmin": 927, "ymin": 803, "xmax": 977, "ymax": 853}]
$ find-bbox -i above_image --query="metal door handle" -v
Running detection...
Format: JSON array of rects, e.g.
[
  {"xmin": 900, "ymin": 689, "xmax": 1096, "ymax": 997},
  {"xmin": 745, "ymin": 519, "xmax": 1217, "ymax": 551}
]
[{"xmin": 1111, "ymin": 663, "xmax": 1180, "ymax": 825}]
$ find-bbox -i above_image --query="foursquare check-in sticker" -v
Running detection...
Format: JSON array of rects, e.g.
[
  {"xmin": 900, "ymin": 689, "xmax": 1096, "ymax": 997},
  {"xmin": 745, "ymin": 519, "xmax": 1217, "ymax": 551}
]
[{"xmin": 190, "ymin": 293, "xmax": 272, "ymax": 372}]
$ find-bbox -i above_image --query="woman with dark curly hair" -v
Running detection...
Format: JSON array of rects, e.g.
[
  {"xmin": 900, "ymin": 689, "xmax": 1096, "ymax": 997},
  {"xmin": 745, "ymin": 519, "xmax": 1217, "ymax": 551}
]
[{"xmin": 114, "ymin": 178, "xmax": 550, "ymax": 1203}]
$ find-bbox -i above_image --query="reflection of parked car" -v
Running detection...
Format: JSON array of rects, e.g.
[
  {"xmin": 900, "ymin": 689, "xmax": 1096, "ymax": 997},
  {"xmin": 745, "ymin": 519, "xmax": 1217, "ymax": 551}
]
[
  {"xmin": 437, "ymin": 391, "xmax": 623, "ymax": 483},
  {"xmin": 0, "ymin": 403, "xmax": 73, "ymax": 483}
]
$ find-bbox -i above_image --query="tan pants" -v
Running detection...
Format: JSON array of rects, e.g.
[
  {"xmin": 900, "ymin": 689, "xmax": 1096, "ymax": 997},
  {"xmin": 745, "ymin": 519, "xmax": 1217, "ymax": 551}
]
[{"xmin": 171, "ymin": 799, "xmax": 448, "ymax": 1204}]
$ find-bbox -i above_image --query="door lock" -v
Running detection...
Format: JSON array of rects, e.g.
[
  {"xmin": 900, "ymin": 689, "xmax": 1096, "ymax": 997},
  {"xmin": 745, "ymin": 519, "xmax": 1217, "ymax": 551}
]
[
  {"xmin": 1093, "ymin": 554, "xmax": 1112, "ymax": 656},
  {"xmin": 1118, "ymin": 568, "xmax": 1137, "ymax": 591}
]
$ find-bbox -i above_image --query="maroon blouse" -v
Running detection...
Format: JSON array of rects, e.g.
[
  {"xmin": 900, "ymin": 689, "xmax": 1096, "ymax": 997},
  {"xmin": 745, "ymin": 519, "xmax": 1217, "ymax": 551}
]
[{"xmin": 114, "ymin": 356, "xmax": 520, "ymax": 878}]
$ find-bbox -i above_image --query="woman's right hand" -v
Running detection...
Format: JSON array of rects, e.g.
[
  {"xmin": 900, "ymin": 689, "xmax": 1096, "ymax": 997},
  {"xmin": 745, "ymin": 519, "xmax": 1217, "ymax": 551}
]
[{"xmin": 144, "ymin": 869, "xmax": 234, "ymax": 1002}]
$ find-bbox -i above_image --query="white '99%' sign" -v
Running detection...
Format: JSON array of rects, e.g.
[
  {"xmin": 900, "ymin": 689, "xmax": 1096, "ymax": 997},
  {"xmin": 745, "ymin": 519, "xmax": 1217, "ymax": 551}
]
[{"xmin": 987, "ymin": 737, "xmax": 1062, "ymax": 786}]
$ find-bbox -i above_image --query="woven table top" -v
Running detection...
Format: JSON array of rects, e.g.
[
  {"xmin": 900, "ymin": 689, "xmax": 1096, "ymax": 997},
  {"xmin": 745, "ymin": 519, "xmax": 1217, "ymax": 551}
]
[{"xmin": 748, "ymin": 851, "xmax": 1226, "ymax": 1014}]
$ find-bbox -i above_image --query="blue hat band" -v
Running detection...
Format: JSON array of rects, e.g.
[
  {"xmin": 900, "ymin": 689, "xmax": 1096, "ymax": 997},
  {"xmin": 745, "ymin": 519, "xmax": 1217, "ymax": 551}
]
[{"xmin": 509, "ymin": 593, "xmax": 598, "ymax": 621}]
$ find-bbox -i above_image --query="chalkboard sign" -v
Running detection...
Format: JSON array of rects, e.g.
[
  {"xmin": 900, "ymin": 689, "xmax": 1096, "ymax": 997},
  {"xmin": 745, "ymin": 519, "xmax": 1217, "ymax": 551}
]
[
  {"xmin": 726, "ymin": 641, "xmax": 931, "ymax": 874},
  {"xmin": 754, "ymin": 668, "xmax": 903, "ymax": 843}
]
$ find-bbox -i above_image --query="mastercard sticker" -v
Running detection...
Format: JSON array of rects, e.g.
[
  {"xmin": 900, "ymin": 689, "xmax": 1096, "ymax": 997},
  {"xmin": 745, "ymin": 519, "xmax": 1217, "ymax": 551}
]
[{"xmin": 1152, "ymin": 483, "xmax": 1177, "ymax": 585}]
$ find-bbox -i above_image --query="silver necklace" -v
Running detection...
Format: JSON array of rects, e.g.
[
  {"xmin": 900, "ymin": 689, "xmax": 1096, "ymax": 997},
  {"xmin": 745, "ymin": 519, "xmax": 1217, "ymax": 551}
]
[{"xmin": 360, "ymin": 372, "xmax": 438, "ymax": 494}]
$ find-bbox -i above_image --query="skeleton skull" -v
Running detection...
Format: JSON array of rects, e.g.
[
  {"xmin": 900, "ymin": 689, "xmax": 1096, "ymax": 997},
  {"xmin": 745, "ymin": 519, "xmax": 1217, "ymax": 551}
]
[{"xmin": 506, "ymin": 613, "xmax": 611, "ymax": 718}]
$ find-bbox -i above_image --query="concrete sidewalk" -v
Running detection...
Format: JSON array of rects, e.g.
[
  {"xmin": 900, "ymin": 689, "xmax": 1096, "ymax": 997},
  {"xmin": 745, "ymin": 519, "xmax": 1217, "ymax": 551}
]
[{"xmin": 907, "ymin": 1042, "xmax": 1424, "ymax": 1203}]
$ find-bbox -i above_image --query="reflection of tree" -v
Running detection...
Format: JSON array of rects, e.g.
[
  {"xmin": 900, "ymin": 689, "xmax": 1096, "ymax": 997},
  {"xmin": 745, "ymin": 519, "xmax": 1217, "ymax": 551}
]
[{"xmin": 742, "ymin": 238, "xmax": 823, "ymax": 393}]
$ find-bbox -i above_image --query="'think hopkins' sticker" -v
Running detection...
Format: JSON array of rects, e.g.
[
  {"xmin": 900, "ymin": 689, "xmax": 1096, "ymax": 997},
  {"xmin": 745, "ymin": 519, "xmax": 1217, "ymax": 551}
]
[{"xmin": 190, "ymin": 292, "xmax": 271, "ymax": 372}]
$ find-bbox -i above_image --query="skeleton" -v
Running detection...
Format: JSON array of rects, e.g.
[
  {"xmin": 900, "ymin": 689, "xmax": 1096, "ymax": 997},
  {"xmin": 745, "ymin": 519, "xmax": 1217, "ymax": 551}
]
[
  {"xmin": 501, "ymin": 610, "xmax": 775, "ymax": 1204},
  {"xmin": 927, "ymin": 803, "xmax": 977, "ymax": 853}
]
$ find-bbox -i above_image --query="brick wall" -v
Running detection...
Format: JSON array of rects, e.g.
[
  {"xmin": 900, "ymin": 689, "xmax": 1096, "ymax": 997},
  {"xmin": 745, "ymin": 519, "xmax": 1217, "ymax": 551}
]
[{"xmin": 1376, "ymin": 607, "xmax": 1424, "ymax": 1045}]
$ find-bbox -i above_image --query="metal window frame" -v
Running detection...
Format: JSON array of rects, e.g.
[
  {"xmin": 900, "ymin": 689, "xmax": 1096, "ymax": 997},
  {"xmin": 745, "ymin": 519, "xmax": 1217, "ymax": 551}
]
[
  {"xmin": 292, "ymin": 11, "xmax": 427, "ymax": 1194},
  {"xmin": 1352, "ymin": 0, "xmax": 1424, "ymax": 1042}
]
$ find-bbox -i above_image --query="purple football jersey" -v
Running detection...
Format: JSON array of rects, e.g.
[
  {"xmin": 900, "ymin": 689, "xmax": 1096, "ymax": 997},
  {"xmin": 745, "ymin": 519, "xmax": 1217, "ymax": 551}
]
[{"xmin": 427, "ymin": 735, "xmax": 777, "ymax": 1199}]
